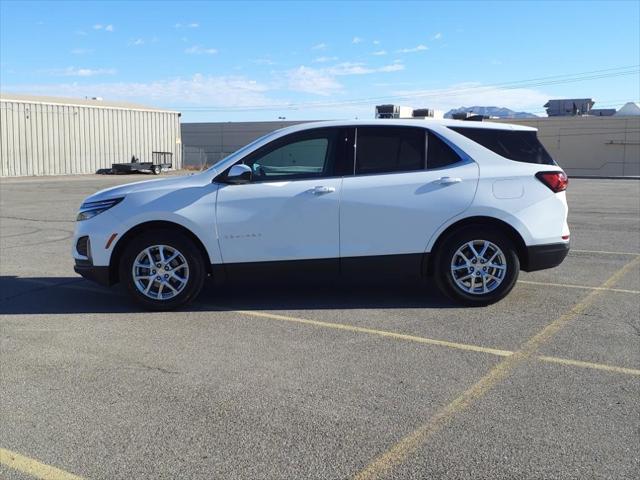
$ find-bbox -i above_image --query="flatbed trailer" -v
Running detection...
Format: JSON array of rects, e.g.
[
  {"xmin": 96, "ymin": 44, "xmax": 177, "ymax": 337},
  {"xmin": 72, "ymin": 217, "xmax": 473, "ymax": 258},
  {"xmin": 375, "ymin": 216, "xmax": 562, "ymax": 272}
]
[{"xmin": 111, "ymin": 152, "xmax": 173, "ymax": 175}]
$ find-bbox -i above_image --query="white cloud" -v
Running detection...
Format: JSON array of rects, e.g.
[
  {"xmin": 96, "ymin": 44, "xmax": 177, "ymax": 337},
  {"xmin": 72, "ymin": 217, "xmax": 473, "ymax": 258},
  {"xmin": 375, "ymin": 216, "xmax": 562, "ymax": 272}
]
[
  {"xmin": 6, "ymin": 74, "xmax": 275, "ymax": 108},
  {"xmin": 433, "ymin": 32, "xmax": 442, "ymax": 40},
  {"xmin": 378, "ymin": 63, "xmax": 404, "ymax": 73},
  {"xmin": 48, "ymin": 67, "xmax": 117, "ymax": 77},
  {"xmin": 131, "ymin": 38, "xmax": 145, "ymax": 46},
  {"xmin": 252, "ymin": 58, "xmax": 276, "ymax": 65},
  {"xmin": 313, "ymin": 56, "xmax": 338, "ymax": 63},
  {"xmin": 311, "ymin": 43, "xmax": 327, "ymax": 50},
  {"xmin": 326, "ymin": 62, "xmax": 404, "ymax": 76},
  {"xmin": 70, "ymin": 48, "xmax": 92, "ymax": 55},
  {"xmin": 372, "ymin": 50, "xmax": 387, "ymax": 56},
  {"xmin": 352, "ymin": 37, "xmax": 363, "ymax": 44},
  {"xmin": 373, "ymin": 40, "xmax": 380, "ymax": 45},
  {"xmin": 185, "ymin": 45, "xmax": 218, "ymax": 55},
  {"xmin": 392, "ymin": 82, "xmax": 549, "ymax": 111},
  {"xmin": 287, "ymin": 66, "xmax": 342, "ymax": 96},
  {"xmin": 396, "ymin": 44, "xmax": 428, "ymax": 53},
  {"xmin": 75, "ymin": 30, "xmax": 87, "ymax": 36},
  {"xmin": 92, "ymin": 24, "xmax": 113, "ymax": 32},
  {"xmin": 175, "ymin": 22, "xmax": 200, "ymax": 28},
  {"xmin": 283, "ymin": 60, "xmax": 405, "ymax": 96}
]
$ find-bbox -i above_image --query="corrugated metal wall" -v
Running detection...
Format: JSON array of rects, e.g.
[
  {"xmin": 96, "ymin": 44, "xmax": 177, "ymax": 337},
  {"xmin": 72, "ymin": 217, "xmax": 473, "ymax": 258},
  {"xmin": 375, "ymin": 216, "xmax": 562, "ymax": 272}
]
[{"xmin": 0, "ymin": 99, "xmax": 182, "ymax": 176}]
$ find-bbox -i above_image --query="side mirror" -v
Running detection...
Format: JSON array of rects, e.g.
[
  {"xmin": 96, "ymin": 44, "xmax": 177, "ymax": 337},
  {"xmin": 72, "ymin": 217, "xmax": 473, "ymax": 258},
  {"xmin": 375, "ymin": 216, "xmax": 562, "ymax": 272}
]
[{"xmin": 226, "ymin": 164, "xmax": 252, "ymax": 184}]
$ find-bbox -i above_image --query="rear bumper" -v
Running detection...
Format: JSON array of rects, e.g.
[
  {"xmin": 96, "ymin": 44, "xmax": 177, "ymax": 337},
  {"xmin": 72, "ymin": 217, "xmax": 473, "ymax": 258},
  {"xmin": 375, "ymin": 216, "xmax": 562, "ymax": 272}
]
[
  {"xmin": 524, "ymin": 242, "xmax": 570, "ymax": 272},
  {"xmin": 74, "ymin": 260, "xmax": 112, "ymax": 287}
]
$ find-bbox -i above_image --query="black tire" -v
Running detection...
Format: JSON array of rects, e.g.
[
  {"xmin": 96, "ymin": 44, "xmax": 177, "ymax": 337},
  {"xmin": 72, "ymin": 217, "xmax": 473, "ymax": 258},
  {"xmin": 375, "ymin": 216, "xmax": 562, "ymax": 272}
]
[
  {"xmin": 151, "ymin": 165, "xmax": 160, "ymax": 175},
  {"xmin": 119, "ymin": 229, "xmax": 206, "ymax": 310},
  {"xmin": 433, "ymin": 226, "xmax": 520, "ymax": 306}
]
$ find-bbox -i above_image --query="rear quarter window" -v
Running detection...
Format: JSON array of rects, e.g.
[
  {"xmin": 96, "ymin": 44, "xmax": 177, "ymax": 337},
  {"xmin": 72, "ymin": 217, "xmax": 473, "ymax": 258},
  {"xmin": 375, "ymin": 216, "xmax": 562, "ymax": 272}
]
[{"xmin": 449, "ymin": 127, "xmax": 555, "ymax": 165}]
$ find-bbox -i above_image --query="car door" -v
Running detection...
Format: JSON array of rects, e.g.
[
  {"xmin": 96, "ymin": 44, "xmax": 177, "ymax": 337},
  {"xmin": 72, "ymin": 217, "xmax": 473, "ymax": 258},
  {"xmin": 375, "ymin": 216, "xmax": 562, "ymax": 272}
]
[
  {"xmin": 215, "ymin": 127, "xmax": 346, "ymax": 272},
  {"xmin": 339, "ymin": 126, "xmax": 479, "ymax": 273}
]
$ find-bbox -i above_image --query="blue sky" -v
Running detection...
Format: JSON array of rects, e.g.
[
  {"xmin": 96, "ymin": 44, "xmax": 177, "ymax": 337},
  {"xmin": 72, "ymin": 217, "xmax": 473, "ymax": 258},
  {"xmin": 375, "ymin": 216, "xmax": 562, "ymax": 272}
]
[{"xmin": 1, "ymin": 0, "xmax": 638, "ymax": 121}]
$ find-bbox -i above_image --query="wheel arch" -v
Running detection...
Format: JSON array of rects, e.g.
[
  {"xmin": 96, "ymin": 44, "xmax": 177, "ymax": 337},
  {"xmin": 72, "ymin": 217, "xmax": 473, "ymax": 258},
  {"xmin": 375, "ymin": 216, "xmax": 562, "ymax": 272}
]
[
  {"xmin": 425, "ymin": 216, "xmax": 529, "ymax": 275},
  {"xmin": 108, "ymin": 220, "xmax": 213, "ymax": 285}
]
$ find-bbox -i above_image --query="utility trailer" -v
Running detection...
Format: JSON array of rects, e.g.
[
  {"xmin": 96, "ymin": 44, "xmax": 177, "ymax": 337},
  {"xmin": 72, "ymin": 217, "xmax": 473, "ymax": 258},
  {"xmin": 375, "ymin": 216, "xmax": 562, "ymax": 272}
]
[{"xmin": 111, "ymin": 152, "xmax": 173, "ymax": 175}]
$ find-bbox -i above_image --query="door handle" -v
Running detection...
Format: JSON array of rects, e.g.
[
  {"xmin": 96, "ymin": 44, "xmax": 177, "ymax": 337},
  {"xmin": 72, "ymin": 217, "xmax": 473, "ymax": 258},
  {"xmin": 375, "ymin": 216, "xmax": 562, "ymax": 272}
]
[
  {"xmin": 438, "ymin": 176, "xmax": 462, "ymax": 185},
  {"xmin": 312, "ymin": 186, "xmax": 336, "ymax": 195}
]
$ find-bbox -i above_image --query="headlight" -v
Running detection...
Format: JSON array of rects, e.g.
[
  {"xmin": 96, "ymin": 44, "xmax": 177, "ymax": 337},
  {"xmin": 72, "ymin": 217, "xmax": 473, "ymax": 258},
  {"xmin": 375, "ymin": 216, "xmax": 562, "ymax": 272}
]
[{"xmin": 77, "ymin": 197, "xmax": 124, "ymax": 221}]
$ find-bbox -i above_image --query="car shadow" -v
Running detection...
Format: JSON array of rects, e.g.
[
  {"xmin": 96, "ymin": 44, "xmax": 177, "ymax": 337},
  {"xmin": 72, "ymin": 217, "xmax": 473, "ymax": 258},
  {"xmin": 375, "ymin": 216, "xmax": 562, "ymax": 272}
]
[{"xmin": 0, "ymin": 275, "xmax": 457, "ymax": 315}]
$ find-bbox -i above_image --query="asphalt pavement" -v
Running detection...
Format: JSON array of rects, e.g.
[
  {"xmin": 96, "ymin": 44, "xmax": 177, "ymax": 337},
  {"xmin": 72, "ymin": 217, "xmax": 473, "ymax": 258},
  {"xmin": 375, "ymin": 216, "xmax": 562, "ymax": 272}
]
[{"xmin": 1, "ymin": 173, "xmax": 638, "ymax": 479}]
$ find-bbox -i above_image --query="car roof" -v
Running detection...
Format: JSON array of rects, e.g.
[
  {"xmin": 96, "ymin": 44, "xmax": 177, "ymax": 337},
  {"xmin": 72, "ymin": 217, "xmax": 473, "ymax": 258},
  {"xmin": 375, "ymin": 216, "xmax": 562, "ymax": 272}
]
[{"xmin": 268, "ymin": 118, "xmax": 537, "ymax": 137}]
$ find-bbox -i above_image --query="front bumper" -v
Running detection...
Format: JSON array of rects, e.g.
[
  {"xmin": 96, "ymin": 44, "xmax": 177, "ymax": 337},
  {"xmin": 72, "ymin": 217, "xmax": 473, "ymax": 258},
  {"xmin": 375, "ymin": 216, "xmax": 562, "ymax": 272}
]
[
  {"xmin": 74, "ymin": 259, "xmax": 112, "ymax": 287},
  {"xmin": 524, "ymin": 242, "xmax": 570, "ymax": 272}
]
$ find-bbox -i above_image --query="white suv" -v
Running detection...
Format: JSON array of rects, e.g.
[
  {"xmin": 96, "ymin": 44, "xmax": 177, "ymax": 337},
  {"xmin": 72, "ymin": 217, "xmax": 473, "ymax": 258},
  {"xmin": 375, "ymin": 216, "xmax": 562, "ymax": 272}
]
[{"xmin": 73, "ymin": 120, "xmax": 570, "ymax": 309}]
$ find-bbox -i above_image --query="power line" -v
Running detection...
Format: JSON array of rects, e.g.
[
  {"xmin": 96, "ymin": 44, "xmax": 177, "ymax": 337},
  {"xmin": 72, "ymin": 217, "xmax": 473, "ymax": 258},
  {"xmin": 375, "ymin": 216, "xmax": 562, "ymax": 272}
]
[{"xmin": 173, "ymin": 65, "xmax": 640, "ymax": 113}]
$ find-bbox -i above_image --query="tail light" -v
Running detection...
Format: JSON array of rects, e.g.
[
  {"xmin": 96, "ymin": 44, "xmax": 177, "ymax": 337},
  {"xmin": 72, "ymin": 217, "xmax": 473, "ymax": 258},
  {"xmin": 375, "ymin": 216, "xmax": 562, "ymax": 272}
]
[{"xmin": 536, "ymin": 171, "xmax": 568, "ymax": 193}]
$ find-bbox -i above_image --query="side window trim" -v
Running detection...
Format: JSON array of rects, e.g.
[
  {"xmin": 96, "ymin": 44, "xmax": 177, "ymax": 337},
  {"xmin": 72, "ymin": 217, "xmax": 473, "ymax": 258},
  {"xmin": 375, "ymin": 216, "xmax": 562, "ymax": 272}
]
[
  {"xmin": 425, "ymin": 131, "xmax": 429, "ymax": 167},
  {"xmin": 353, "ymin": 127, "xmax": 358, "ymax": 176}
]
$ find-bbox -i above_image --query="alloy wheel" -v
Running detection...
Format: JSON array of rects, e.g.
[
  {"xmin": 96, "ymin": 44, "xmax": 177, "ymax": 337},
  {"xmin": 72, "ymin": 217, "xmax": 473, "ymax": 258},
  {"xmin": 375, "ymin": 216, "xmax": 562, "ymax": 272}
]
[
  {"xmin": 132, "ymin": 244, "xmax": 190, "ymax": 300},
  {"xmin": 450, "ymin": 240, "xmax": 507, "ymax": 295}
]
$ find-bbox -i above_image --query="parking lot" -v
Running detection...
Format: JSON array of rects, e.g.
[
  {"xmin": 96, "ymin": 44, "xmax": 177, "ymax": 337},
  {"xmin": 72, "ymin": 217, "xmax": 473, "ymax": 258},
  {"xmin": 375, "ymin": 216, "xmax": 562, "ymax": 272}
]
[{"xmin": 1, "ymin": 174, "xmax": 638, "ymax": 479}]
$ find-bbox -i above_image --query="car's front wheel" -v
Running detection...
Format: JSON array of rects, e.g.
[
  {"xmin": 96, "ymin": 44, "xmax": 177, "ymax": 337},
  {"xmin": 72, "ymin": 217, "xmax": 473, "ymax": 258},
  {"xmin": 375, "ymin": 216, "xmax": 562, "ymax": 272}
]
[
  {"xmin": 434, "ymin": 227, "xmax": 520, "ymax": 306},
  {"xmin": 120, "ymin": 229, "xmax": 206, "ymax": 310}
]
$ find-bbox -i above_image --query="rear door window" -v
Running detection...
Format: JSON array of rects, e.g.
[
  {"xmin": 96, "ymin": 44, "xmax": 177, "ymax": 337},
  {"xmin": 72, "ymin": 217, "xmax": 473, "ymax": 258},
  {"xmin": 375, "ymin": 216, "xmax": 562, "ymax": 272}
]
[
  {"xmin": 355, "ymin": 126, "xmax": 425, "ymax": 175},
  {"xmin": 449, "ymin": 127, "xmax": 555, "ymax": 165}
]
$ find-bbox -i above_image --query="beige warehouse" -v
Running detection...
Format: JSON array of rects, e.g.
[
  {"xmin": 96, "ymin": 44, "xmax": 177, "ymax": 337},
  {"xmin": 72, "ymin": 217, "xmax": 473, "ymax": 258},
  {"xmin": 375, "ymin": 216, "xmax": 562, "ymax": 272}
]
[
  {"xmin": 0, "ymin": 94, "xmax": 182, "ymax": 177},
  {"xmin": 490, "ymin": 116, "xmax": 639, "ymax": 177}
]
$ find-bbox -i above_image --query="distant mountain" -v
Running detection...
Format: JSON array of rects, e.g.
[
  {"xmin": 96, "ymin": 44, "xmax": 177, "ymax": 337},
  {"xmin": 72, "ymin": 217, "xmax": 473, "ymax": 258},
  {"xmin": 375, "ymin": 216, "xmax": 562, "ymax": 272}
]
[{"xmin": 444, "ymin": 106, "xmax": 538, "ymax": 119}]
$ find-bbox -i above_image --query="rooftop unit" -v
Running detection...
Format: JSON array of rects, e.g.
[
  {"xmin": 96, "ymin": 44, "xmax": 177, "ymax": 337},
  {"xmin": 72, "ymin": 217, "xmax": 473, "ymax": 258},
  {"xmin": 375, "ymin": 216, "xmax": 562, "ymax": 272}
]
[
  {"xmin": 375, "ymin": 105, "xmax": 443, "ymax": 119},
  {"xmin": 588, "ymin": 108, "xmax": 616, "ymax": 117},
  {"xmin": 375, "ymin": 104, "xmax": 415, "ymax": 119},
  {"xmin": 544, "ymin": 98, "xmax": 595, "ymax": 117}
]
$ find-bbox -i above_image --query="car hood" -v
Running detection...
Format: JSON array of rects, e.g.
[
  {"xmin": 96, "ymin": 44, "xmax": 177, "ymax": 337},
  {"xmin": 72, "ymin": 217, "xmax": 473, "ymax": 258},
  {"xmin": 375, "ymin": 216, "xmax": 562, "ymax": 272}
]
[{"xmin": 85, "ymin": 171, "xmax": 216, "ymax": 203}]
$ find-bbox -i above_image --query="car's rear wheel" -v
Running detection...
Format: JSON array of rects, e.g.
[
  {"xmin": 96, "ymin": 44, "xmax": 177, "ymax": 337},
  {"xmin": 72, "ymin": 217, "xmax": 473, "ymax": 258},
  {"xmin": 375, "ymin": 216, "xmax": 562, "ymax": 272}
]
[
  {"xmin": 434, "ymin": 227, "xmax": 520, "ymax": 306},
  {"xmin": 120, "ymin": 230, "xmax": 206, "ymax": 310}
]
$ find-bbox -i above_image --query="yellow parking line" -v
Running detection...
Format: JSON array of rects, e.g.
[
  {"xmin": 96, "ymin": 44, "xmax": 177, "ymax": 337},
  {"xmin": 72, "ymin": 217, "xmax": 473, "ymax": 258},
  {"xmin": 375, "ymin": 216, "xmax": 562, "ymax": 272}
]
[
  {"xmin": 518, "ymin": 280, "xmax": 640, "ymax": 295},
  {"xmin": 0, "ymin": 448, "xmax": 84, "ymax": 480},
  {"xmin": 537, "ymin": 356, "xmax": 640, "ymax": 376},
  {"xmin": 351, "ymin": 255, "xmax": 640, "ymax": 480},
  {"xmin": 234, "ymin": 310, "xmax": 513, "ymax": 357},
  {"xmin": 233, "ymin": 310, "xmax": 640, "ymax": 377},
  {"xmin": 570, "ymin": 249, "xmax": 640, "ymax": 256}
]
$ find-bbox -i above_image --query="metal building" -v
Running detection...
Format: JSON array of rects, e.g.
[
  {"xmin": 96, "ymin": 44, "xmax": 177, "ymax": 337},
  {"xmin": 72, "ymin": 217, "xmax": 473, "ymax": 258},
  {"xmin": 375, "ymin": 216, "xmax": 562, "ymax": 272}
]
[{"xmin": 0, "ymin": 93, "xmax": 182, "ymax": 176}]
